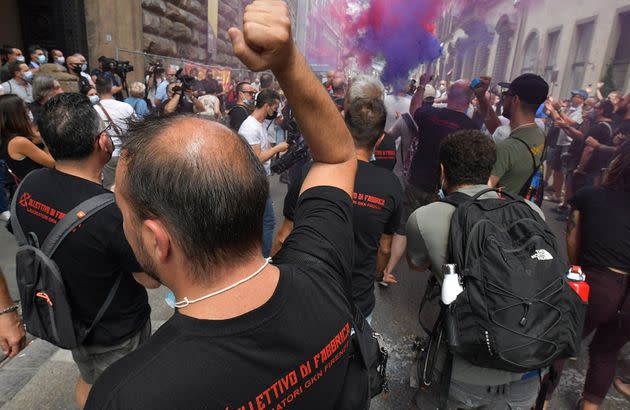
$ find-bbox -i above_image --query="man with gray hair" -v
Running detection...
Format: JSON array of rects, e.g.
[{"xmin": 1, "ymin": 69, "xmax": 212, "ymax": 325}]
[
  {"xmin": 29, "ymin": 75, "xmax": 63, "ymax": 122},
  {"xmin": 274, "ymin": 75, "xmax": 403, "ymax": 320}
]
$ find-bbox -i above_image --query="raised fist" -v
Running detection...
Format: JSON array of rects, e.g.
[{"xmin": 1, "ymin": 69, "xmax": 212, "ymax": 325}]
[{"xmin": 229, "ymin": 1, "xmax": 294, "ymax": 72}]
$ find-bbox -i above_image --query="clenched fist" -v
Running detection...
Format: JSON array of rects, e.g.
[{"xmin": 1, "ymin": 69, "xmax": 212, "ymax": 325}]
[{"xmin": 229, "ymin": 1, "xmax": 294, "ymax": 72}]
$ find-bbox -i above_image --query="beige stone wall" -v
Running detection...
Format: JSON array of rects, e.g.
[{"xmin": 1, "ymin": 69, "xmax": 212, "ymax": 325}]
[{"xmin": 141, "ymin": 0, "xmax": 247, "ymax": 69}]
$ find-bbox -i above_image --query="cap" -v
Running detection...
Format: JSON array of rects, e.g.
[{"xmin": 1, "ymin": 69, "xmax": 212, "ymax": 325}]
[
  {"xmin": 501, "ymin": 74, "xmax": 549, "ymax": 105},
  {"xmin": 571, "ymin": 89, "xmax": 588, "ymax": 100},
  {"xmin": 424, "ymin": 84, "xmax": 436, "ymax": 100}
]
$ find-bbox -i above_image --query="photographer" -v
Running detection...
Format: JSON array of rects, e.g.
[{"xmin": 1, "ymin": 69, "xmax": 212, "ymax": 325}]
[
  {"xmin": 161, "ymin": 81, "xmax": 204, "ymax": 115},
  {"xmin": 91, "ymin": 56, "xmax": 124, "ymax": 101},
  {"xmin": 145, "ymin": 61, "xmax": 165, "ymax": 106}
]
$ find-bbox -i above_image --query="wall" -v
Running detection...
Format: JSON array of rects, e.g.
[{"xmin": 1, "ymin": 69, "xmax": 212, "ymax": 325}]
[
  {"xmin": 0, "ymin": 0, "xmax": 22, "ymax": 51},
  {"xmin": 85, "ymin": 0, "xmax": 144, "ymax": 83}
]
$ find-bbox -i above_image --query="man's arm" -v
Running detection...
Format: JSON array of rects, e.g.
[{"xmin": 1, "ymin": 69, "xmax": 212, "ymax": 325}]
[
  {"xmin": 376, "ymin": 234, "xmax": 393, "ymax": 275},
  {"xmin": 0, "ymin": 267, "xmax": 26, "ymax": 357},
  {"xmin": 163, "ymin": 93, "xmax": 181, "ymax": 114},
  {"xmin": 229, "ymin": 0, "xmax": 356, "ymax": 197},
  {"xmin": 250, "ymin": 142, "xmax": 289, "ymax": 162},
  {"xmin": 566, "ymin": 209, "xmax": 582, "ymax": 265},
  {"xmin": 488, "ymin": 175, "xmax": 500, "ymax": 188},
  {"xmin": 271, "ymin": 219, "xmax": 294, "ymax": 257},
  {"xmin": 473, "ymin": 76, "xmax": 501, "ymax": 134},
  {"xmin": 409, "ymin": 73, "xmax": 429, "ymax": 117}
]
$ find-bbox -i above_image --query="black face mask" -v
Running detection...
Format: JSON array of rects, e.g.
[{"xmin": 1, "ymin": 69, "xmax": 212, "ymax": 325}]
[
  {"xmin": 71, "ymin": 64, "xmax": 82, "ymax": 74},
  {"xmin": 266, "ymin": 111, "xmax": 278, "ymax": 121}
]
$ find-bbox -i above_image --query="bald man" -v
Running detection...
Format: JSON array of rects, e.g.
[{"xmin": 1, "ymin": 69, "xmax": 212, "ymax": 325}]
[
  {"xmin": 401, "ymin": 78, "xmax": 479, "ymax": 238},
  {"xmin": 66, "ymin": 54, "xmax": 94, "ymax": 91},
  {"xmin": 86, "ymin": 1, "xmax": 360, "ymax": 408}
]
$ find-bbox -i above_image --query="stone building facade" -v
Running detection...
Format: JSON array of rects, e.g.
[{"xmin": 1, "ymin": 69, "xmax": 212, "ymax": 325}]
[{"xmin": 435, "ymin": 0, "xmax": 630, "ymax": 98}]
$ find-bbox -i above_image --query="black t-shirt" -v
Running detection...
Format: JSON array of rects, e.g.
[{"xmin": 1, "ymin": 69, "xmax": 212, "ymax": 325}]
[
  {"xmin": 584, "ymin": 122, "xmax": 613, "ymax": 174},
  {"xmin": 569, "ymin": 186, "xmax": 630, "ymax": 270},
  {"xmin": 371, "ymin": 132, "xmax": 397, "ymax": 171},
  {"xmin": 0, "ymin": 134, "xmax": 44, "ymax": 180},
  {"xmin": 284, "ymin": 161, "xmax": 403, "ymax": 316},
  {"xmin": 409, "ymin": 107, "xmax": 479, "ymax": 192},
  {"xmin": 229, "ymin": 104, "xmax": 250, "ymax": 131},
  {"xmin": 12, "ymin": 168, "xmax": 149, "ymax": 345},
  {"xmin": 86, "ymin": 187, "xmax": 354, "ymax": 410}
]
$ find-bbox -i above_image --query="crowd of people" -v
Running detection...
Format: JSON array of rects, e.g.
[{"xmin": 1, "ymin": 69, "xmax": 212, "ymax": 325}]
[{"xmin": 0, "ymin": 1, "xmax": 629, "ymax": 409}]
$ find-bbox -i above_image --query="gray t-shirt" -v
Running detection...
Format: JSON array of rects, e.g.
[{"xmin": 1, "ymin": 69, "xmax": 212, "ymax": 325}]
[{"xmin": 406, "ymin": 184, "xmax": 545, "ymax": 385}]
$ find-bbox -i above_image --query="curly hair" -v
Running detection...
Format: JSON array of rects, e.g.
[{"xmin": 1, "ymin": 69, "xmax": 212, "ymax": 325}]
[
  {"xmin": 439, "ymin": 130, "xmax": 496, "ymax": 187},
  {"xmin": 604, "ymin": 141, "xmax": 630, "ymax": 191}
]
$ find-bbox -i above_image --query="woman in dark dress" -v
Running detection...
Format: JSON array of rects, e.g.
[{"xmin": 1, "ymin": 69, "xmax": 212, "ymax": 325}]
[{"xmin": 0, "ymin": 93, "xmax": 54, "ymax": 181}]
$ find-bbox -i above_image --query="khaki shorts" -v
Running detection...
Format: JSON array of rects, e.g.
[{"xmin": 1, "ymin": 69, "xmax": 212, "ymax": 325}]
[{"xmin": 71, "ymin": 320, "xmax": 151, "ymax": 384}]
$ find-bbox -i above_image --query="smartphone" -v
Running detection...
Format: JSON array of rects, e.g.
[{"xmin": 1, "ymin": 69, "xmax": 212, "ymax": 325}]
[{"xmin": 470, "ymin": 78, "xmax": 481, "ymax": 90}]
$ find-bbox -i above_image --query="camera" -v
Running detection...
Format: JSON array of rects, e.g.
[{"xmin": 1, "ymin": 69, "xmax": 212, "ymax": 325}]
[
  {"xmin": 147, "ymin": 61, "xmax": 164, "ymax": 75},
  {"xmin": 175, "ymin": 68, "xmax": 196, "ymax": 93},
  {"xmin": 101, "ymin": 57, "xmax": 134, "ymax": 77}
]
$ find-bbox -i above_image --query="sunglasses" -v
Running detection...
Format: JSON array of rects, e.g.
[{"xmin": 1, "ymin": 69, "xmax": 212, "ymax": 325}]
[
  {"xmin": 241, "ymin": 90, "xmax": 256, "ymax": 95},
  {"xmin": 502, "ymin": 90, "xmax": 516, "ymax": 97}
]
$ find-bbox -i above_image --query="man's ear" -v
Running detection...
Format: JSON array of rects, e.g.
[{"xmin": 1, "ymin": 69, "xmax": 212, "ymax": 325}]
[
  {"xmin": 141, "ymin": 219, "xmax": 172, "ymax": 264},
  {"xmin": 96, "ymin": 132, "xmax": 109, "ymax": 153}
]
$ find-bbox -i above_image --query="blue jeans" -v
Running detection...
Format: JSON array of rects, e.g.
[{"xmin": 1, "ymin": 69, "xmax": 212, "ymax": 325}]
[
  {"xmin": 262, "ymin": 196, "xmax": 275, "ymax": 257},
  {"xmin": 0, "ymin": 161, "xmax": 8, "ymax": 213}
]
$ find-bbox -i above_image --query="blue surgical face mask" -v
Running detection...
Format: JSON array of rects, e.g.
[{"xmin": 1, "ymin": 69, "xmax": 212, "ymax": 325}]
[
  {"xmin": 55, "ymin": 56, "xmax": 65, "ymax": 65},
  {"xmin": 23, "ymin": 70, "xmax": 33, "ymax": 82},
  {"xmin": 243, "ymin": 98, "xmax": 251, "ymax": 106},
  {"xmin": 89, "ymin": 95, "xmax": 100, "ymax": 105},
  {"xmin": 81, "ymin": 63, "xmax": 88, "ymax": 72},
  {"xmin": 438, "ymin": 188, "xmax": 446, "ymax": 200},
  {"xmin": 37, "ymin": 55, "xmax": 46, "ymax": 65},
  {"xmin": 165, "ymin": 291, "xmax": 176, "ymax": 309}
]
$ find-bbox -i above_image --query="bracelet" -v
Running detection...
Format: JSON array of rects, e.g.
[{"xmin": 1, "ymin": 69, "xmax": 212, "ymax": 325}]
[{"xmin": 0, "ymin": 304, "xmax": 19, "ymax": 315}]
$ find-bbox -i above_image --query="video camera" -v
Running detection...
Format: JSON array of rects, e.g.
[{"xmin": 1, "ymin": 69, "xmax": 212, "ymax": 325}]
[
  {"xmin": 172, "ymin": 68, "xmax": 196, "ymax": 94},
  {"xmin": 147, "ymin": 61, "xmax": 164, "ymax": 75},
  {"xmin": 101, "ymin": 57, "xmax": 134, "ymax": 77}
]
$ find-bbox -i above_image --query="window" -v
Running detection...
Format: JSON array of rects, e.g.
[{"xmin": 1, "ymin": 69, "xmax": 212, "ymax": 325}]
[
  {"xmin": 521, "ymin": 32, "xmax": 539, "ymax": 74},
  {"xmin": 543, "ymin": 31, "xmax": 560, "ymax": 84},
  {"xmin": 492, "ymin": 15, "xmax": 514, "ymax": 82},
  {"xmin": 612, "ymin": 11, "xmax": 630, "ymax": 91},
  {"xmin": 569, "ymin": 21, "xmax": 594, "ymax": 91}
]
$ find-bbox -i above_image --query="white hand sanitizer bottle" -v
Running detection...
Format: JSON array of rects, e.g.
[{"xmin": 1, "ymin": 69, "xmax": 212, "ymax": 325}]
[{"xmin": 442, "ymin": 264, "xmax": 464, "ymax": 305}]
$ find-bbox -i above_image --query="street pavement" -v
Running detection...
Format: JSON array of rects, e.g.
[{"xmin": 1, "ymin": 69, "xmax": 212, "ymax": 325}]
[{"xmin": 1, "ymin": 177, "xmax": 629, "ymax": 409}]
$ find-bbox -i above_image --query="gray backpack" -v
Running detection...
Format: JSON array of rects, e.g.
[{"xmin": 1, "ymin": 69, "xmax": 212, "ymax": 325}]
[{"xmin": 10, "ymin": 173, "xmax": 120, "ymax": 348}]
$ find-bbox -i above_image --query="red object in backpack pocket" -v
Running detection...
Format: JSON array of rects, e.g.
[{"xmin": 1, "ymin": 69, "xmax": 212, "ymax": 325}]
[{"xmin": 567, "ymin": 266, "xmax": 590, "ymax": 303}]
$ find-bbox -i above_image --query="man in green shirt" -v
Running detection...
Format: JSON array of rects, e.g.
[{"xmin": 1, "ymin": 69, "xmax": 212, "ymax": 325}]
[{"xmin": 489, "ymin": 74, "xmax": 548, "ymax": 194}]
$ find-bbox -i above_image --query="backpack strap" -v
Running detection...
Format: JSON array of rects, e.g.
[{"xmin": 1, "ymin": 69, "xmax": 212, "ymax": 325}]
[
  {"xmin": 82, "ymin": 273, "xmax": 122, "ymax": 340},
  {"xmin": 513, "ymin": 137, "xmax": 541, "ymax": 196},
  {"xmin": 400, "ymin": 113, "xmax": 417, "ymax": 166},
  {"xmin": 41, "ymin": 193, "xmax": 115, "ymax": 257},
  {"xmin": 9, "ymin": 169, "xmax": 44, "ymax": 245},
  {"xmin": 96, "ymin": 102, "xmax": 124, "ymax": 136},
  {"xmin": 439, "ymin": 191, "xmax": 472, "ymax": 208}
]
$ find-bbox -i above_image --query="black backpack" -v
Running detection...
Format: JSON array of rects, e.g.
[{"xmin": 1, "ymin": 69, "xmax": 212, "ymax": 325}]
[
  {"xmin": 441, "ymin": 188, "xmax": 586, "ymax": 373},
  {"xmin": 10, "ymin": 181, "xmax": 121, "ymax": 349}
]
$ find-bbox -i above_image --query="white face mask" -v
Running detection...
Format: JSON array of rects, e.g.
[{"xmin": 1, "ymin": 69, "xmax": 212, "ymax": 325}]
[
  {"xmin": 55, "ymin": 56, "xmax": 65, "ymax": 65},
  {"xmin": 16, "ymin": 56, "xmax": 25, "ymax": 63},
  {"xmin": 89, "ymin": 95, "xmax": 100, "ymax": 105},
  {"xmin": 27, "ymin": 109, "xmax": 34, "ymax": 123}
]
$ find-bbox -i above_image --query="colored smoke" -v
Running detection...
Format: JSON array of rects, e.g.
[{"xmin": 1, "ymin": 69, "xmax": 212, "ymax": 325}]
[{"xmin": 344, "ymin": 0, "xmax": 445, "ymax": 84}]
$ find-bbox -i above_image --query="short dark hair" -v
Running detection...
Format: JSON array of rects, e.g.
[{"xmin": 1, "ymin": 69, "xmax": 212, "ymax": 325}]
[
  {"xmin": 95, "ymin": 76, "xmax": 113, "ymax": 95},
  {"xmin": 344, "ymin": 97, "xmax": 386, "ymax": 150},
  {"xmin": 235, "ymin": 81, "xmax": 250, "ymax": 95},
  {"xmin": 439, "ymin": 130, "xmax": 496, "ymax": 187},
  {"xmin": 8, "ymin": 61, "xmax": 23, "ymax": 78},
  {"xmin": 119, "ymin": 114, "xmax": 269, "ymax": 282},
  {"xmin": 37, "ymin": 93, "xmax": 102, "ymax": 161},
  {"xmin": 260, "ymin": 73, "xmax": 274, "ymax": 89},
  {"xmin": 598, "ymin": 100, "xmax": 615, "ymax": 119},
  {"xmin": 255, "ymin": 89, "xmax": 280, "ymax": 109},
  {"xmin": 27, "ymin": 45, "xmax": 42, "ymax": 57}
]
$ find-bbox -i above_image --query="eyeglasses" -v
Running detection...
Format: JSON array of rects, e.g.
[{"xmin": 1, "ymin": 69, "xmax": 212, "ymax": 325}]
[
  {"xmin": 502, "ymin": 90, "xmax": 516, "ymax": 97},
  {"xmin": 96, "ymin": 123, "xmax": 112, "ymax": 139}
]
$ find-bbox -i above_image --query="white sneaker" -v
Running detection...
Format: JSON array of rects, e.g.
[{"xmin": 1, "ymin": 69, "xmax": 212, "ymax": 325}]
[{"xmin": 0, "ymin": 211, "xmax": 10, "ymax": 221}]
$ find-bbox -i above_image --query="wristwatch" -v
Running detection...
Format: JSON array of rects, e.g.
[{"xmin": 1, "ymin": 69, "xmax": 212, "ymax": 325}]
[{"xmin": 0, "ymin": 304, "xmax": 19, "ymax": 315}]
